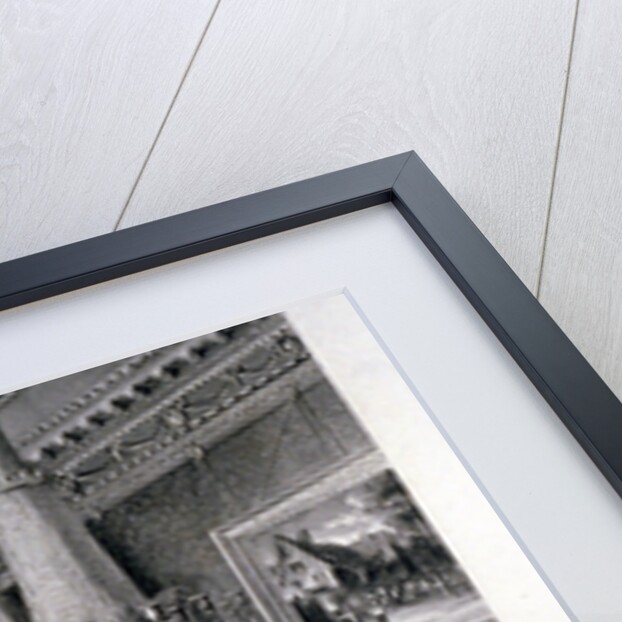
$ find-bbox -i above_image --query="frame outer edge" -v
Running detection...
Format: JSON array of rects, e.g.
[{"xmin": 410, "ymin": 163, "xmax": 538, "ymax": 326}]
[
  {"xmin": 392, "ymin": 151, "xmax": 622, "ymax": 498},
  {"xmin": 1, "ymin": 148, "xmax": 621, "ymax": 503},
  {"xmin": 0, "ymin": 153, "xmax": 412, "ymax": 312}
]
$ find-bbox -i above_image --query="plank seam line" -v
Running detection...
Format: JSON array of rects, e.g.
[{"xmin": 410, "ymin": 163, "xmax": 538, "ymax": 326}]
[
  {"xmin": 535, "ymin": 0, "xmax": 581, "ymax": 298},
  {"xmin": 113, "ymin": 0, "xmax": 224, "ymax": 231}
]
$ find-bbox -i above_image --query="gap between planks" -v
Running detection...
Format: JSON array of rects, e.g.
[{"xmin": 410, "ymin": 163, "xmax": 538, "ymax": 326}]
[
  {"xmin": 113, "ymin": 0, "xmax": 224, "ymax": 231},
  {"xmin": 535, "ymin": 0, "xmax": 581, "ymax": 299}
]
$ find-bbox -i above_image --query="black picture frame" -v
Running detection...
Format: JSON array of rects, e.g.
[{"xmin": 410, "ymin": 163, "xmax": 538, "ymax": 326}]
[{"xmin": 1, "ymin": 150, "xmax": 620, "ymax": 501}]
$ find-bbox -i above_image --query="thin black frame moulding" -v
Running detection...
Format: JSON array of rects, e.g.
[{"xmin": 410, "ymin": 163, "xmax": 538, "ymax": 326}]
[{"xmin": 0, "ymin": 151, "xmax": 621, "ymax": 500}]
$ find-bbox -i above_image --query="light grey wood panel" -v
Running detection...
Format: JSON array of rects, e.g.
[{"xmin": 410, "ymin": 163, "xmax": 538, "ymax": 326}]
[
  {"xmin": 0, "ymin": 0, "xmax": 218, "ymax": 262},
  {"xmin": 120, "ymin": 0, "xmax": 576, "ymax": 290},
  {"xmin": 539, "ymin": 1, "xmax": 622, "ymax": 400}
]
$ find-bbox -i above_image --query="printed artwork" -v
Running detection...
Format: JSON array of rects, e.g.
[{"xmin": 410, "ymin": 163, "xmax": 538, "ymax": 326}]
[{"xmin": 0, "ymin": 308, "xmax": 498, "ymax": 622}]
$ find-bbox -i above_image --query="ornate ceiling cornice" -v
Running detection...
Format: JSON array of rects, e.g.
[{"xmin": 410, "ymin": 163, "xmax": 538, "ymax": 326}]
[
  {"xmin": 17, "ymin": 336, "xmax": 226, "ymax": 459},
  {"xmin": 16, "ymin": 316, "xmax": 319, "ymax": 517},
  {"xmin": 0, "ymin": 392, "xmax": 19, "ymax": 413},
  {"xmin": 74, "ymin": 360, "xmax": 319, "ymax": 516}
]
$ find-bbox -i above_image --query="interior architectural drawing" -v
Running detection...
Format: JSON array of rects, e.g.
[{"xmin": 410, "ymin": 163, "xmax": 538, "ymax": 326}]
[{"xmin": 0, "ymin": 315, "xmax": 495, "ymax": 622}]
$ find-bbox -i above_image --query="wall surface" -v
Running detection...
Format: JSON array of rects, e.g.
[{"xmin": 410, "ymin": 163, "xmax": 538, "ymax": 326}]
[{"xmin": 1, "ymin": 0, "xmax": 620, "ymax": 399}]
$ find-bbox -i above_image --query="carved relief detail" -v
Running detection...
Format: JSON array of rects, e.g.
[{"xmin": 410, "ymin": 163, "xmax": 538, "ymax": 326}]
[{"xmin": 18, "ymin": 316, "xmax": 315, "ymax": 515}]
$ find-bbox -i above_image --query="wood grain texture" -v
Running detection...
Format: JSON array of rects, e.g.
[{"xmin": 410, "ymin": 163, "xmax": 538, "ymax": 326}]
[
  {"xmin": 119, "ymin": 0, "xmax": 576, "ymax": 290},
  {"xmin": 0, "ymin": 0, "xmax": 218, "ymax": 262},
  {"xmin": 539, "ymin": 0, "xmax": 622, "ymax": 400}
]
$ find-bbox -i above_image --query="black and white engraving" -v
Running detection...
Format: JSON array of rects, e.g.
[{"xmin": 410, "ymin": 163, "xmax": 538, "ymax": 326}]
[{"xmin": 0, "ymin": 313, "xmax": 496, "ymax": 622}]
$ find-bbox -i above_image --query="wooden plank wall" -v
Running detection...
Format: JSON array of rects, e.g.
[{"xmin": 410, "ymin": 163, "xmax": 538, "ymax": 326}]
[
  {"xmin": 538, "ymin": 0, "xmax": 622, "ymax": 399},
  {"xmin": 2, "ymin": 0, "xmax": 620, "ymax": 401},
  {"xmin": 0, "ymin": 0, "xmax": 218, "ymax": 259}
]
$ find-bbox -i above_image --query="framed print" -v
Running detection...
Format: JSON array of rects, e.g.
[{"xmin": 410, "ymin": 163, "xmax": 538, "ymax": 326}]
[
  {"xmin": 0, "ymin": 296, "xmax": 567, "ymax": 622},
  {"xmin": 0, "ymin": 152, "xmax": 620, "ymax": 621}
]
